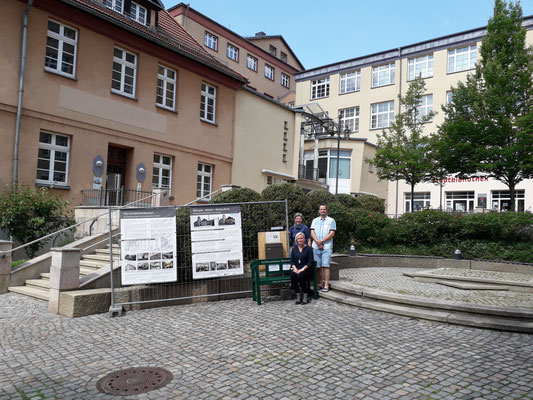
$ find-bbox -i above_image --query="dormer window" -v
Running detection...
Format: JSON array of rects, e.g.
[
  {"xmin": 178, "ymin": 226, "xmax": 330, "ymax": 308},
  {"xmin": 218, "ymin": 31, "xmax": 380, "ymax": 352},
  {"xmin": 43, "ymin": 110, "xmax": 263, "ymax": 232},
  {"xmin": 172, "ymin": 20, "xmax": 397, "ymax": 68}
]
[
  {"xmin": 130, "ymin": 2, "xmax": 147, "ymax": 25},
  {"xmin": 103, "ymin": 0, "xmax": 123, "ymax": 13}
]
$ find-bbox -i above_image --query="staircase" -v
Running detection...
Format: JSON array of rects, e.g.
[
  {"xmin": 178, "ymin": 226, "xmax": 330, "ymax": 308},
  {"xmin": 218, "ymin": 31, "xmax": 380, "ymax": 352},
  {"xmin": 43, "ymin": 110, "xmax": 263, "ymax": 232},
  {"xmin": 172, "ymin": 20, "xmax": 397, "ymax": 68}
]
[{"xmin": 8, "ymin": 244, "xmax": 120, "ymax": 301}]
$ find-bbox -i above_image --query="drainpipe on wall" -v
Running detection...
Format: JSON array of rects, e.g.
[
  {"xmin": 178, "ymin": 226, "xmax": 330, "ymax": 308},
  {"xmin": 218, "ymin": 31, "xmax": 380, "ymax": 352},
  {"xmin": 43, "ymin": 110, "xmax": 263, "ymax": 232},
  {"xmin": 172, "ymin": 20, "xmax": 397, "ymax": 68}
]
[
  {"xmin": 13, "ymin": 0, "xmax": 33, "ymax": 185},
  {"xmin": 183, "ymin": 3, "xmax": 190, "ymax": 29},
  {"xmin": 395, "ymin": 47, "xmax": 402, "ymax": 218}
]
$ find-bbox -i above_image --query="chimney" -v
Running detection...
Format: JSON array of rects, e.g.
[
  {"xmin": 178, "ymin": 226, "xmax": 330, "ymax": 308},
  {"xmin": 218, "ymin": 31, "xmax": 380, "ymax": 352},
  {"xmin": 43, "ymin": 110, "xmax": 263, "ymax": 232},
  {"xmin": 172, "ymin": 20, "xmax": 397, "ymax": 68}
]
[{"xmin": 255, "ymin": 31, "xmax": 266, "ymax": 37}]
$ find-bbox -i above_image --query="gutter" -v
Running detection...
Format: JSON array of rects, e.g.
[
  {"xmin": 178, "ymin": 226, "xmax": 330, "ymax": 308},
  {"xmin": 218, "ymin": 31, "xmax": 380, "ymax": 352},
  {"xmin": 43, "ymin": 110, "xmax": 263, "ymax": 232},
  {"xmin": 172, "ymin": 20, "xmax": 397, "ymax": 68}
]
[{"xmin": 13, "ymin": 0, "xmax": 33, "ymax": 185}]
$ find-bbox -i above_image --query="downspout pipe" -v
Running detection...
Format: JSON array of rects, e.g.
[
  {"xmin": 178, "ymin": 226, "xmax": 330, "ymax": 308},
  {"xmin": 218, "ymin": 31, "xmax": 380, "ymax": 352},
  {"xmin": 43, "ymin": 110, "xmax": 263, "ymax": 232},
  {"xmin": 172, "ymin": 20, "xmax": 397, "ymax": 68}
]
[
  {"xmin": 183, "ymin": 3, "xmax": 190, "ymax": 29},
  {"xmin": 13, "ymin": 0, "xmax": 33, "ymax": 185},
  {"xmin": 395, "ymin": 46, "xmax": 402, "ymax": 217}
]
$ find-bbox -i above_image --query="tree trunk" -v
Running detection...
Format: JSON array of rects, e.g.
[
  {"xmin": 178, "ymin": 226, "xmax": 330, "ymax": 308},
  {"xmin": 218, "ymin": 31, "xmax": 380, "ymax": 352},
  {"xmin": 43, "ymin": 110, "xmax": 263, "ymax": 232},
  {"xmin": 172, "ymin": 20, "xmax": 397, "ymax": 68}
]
[
  {"xmin": 509, "ymin": 181, "xmax": 516, "ymax": 212},
  {"xmin": 410, "ymin": 182, "xmax": 415, "ymax": 213}
]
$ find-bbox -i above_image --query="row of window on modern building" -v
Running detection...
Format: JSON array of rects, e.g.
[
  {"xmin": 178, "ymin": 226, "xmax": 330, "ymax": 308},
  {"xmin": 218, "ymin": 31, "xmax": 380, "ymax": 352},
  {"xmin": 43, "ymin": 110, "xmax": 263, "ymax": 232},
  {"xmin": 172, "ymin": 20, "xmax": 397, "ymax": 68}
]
[{"xmin": 204, "ymin": 31, "xmax": 291, "ymax": 89}]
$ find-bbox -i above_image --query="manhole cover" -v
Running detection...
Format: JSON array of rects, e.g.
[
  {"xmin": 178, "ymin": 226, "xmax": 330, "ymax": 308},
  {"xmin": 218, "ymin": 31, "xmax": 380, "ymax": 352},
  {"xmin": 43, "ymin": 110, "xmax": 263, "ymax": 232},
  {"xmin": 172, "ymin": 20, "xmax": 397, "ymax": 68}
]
[{"xmin": 96, "ymin": 367, "xmax": 173, "ymax": 396}]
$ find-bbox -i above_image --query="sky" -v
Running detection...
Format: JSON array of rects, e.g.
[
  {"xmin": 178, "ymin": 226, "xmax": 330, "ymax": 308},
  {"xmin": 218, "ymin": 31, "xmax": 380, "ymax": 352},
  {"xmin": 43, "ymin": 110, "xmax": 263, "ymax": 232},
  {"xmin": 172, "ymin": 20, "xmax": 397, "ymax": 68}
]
[{"xmin": 161, "ymin": 0, "xmax": 533, "ymax": 70}]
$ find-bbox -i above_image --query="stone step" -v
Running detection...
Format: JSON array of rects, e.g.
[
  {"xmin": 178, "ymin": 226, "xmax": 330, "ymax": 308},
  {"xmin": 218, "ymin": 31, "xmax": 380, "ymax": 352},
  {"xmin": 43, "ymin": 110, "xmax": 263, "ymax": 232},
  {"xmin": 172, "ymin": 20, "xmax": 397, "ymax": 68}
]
[
  {"xmin": 8, "ymin": 285, "xmax": 49, "ymax": 301},
  {"xmin": 41, "ymin": 273, "xmax": 50, "ymax": 280},
  {"xmin": 94, "ymin": 248, "xmax": 120, "ymax": 255},
  {"xmin": 324, "ymin": 280, "xmax": 533, "ymax": 333},
  {"xmin": 436, "ymin": 280, "xmax": 509, "ymax": 290},
  {"xmin": 25, "ymin": 279, "xmax": 50, "ymax": 289},
  {"xmin": 82, "ymin": 254, "xmax": 120, "ymax": 262},
  {"xmin": 80, "ymin": 266, "xmax": 101, "ymax": 276},
  {"xmin": 79, "ymin": 259, "xmax": 109, "ymax": 269}
]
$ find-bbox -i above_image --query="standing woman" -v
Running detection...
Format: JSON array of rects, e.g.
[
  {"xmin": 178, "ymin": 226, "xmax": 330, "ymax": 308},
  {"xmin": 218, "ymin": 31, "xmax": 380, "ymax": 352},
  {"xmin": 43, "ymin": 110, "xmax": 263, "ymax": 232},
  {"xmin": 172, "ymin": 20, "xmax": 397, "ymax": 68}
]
[
  {"xmin": 289, "ymin": 213, "xmax": 312, "ymax": 247},
  {"xmin": 290, "ymin": 232, "xmax": 314, "ymax": 305}
]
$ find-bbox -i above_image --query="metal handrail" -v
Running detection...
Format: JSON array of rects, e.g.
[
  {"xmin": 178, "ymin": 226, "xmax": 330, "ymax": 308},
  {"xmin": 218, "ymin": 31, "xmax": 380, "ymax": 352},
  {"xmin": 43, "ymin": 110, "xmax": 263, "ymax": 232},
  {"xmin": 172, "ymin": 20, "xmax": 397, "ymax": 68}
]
[{"xmin": 1, "ymin": 190, "xmax": 165, "ymax": 256}]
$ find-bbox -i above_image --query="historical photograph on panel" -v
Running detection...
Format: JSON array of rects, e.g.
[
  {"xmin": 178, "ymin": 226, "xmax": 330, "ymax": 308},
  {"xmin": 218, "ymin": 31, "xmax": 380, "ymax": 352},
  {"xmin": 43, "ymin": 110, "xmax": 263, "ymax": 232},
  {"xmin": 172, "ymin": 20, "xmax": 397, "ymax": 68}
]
[{"xmin": 190, "ymin": 205, "xmax": 244, "ymax": 279}]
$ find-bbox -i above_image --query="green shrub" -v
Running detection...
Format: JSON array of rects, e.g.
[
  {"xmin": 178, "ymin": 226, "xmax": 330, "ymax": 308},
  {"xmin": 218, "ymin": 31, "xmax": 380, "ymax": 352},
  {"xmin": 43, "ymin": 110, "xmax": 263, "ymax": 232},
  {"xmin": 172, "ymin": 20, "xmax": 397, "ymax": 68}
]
[
  {"xmin": 261, "ymin": 183, "xmax": 306, "ymax": 221},
  {"xmin": 302, "ymin": 190, "xmax": 335, "ymax": 222},
  {"xmin": 0, "ymin": 185, "xmax": 70, "ymax": 258},
  {"xmin": 459, "ymin": 212, "xmax": 533, "ymax": 242},
  {"xmin": 325, "ymin": 202, "xmax": 356, "ymax": 251},
  {"xmin": 210, "ymin": 187, "xmax": 261, "ymax": 204},
  {"xmin": 354, "ymin": 194, "xmax": 386, "ymax": 213},
  {"xmin": 334, "ymin": 194, "xmax": 358, "ymax": 209},
  {"xmin": 353, "ymin": 209, "xmax": 391, "ymax": 246},
  {"xmin": 389, "ymin": 210, "xmax": 458, "ymax": 246}
]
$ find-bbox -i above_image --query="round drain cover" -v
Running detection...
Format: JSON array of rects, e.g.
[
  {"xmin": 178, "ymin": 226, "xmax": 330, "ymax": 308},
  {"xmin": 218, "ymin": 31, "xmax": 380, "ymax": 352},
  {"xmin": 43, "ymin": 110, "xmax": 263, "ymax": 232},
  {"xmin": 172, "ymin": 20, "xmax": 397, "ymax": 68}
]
[{"xmin": 96, "ymin": 367, "xmax": 173, "ymax": 396}]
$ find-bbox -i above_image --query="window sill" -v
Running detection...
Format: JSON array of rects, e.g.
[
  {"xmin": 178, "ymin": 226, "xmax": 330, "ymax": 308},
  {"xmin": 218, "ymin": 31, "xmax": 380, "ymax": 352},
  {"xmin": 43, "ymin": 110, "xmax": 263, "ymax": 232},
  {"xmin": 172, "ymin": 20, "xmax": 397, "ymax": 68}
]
[
  {"xmin": 200, "ymin": 118, "xmax": 218, "ymax": 127},
  {"xmin": 44, "ymin": 68, "xmax": 77, "ymax": 81},
  {"xmin": 36, "ymin": 182, "xmax": 70, "ymax": 190},
  {"xmin": 156, "ymin": 103, "xmax": 178, "ymax": 114},
  {"xmin": 407, "ymin": 75, "xmax": 433, "ymax": 82},
  {"xmin": 370, "ymin": 126, "xmax": 390, "ymax": 131},
  {"xmin": 447, "ymin": 68, "xmax": 475, "ymax": 75},
  {"xmin": 339, "ymin": 89, "xmax": 360, "ymax": 96},
  {"xmin": 111, "ymin": 89, "xmax": 138, "ymax": 101},
  {"xmin": 371, "ymin": 82, "xmax": 395, "ymax": 89},
  {"xmin": 310, "ymin": 96, "xmax": 329, "ymax": 101}
]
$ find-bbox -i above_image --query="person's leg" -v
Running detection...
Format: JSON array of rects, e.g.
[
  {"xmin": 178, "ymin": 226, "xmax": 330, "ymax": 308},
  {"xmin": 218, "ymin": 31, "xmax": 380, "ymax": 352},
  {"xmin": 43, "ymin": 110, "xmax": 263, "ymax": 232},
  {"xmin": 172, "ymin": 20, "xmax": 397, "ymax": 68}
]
[
  {"xmin": 322, "ymin": 249, "xmax": 332, "ymax": 290},
  {"xmin": 313, "ymin": 248, "xmax": 324, "ymax": 289},
  {"xmin": 290, "ymin": 271, "xmax": 299, "ymax": 292}
]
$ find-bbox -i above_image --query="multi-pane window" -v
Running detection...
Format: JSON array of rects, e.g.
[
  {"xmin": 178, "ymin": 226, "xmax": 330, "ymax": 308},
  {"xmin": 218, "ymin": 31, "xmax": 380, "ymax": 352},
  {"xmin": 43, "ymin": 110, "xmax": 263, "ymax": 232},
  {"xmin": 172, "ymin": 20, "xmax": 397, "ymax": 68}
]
[
  {"xmin": 371, "ymin": 101, "xmax": 394, "ymax": 129},
  {"xmin": 372, "ymin": 63, "xmax": 395, "ymax": 87},
  {"xmin": 45, "ymin": 20, "xmax": 77, "ymax": 77},
  {"xmin": 329, "ymin": 150, "xmax": 351, "ymax": 179},
  {"xmin": 36, "ymin": 131, "xmax": 70, "ymax": 186},
  {"xmin": 200, "ymin": 83, "xmax": 216, "ymax": 123},
  {"xmin": 130, "ymin": 2, "xmax": 147, "ymax": 25},
  {"xmin": 269, "ymin": 45, "xmax": 277, "ymax": 56},
  {"xmin": 204, "ymin": 32, "xmax": 217, "ymax": 51},
  {"xmin": 448, "ymin": 45, "xmax": 477, "ymax": 73},
  {"xmin": 405, "ymin": 192, "xmax": 431, "ymax": 212},
  {"xmin": 408, "ymin": 54, "xmax": 433, "ymax": 80},
  {"xmin": 280, "ymin": 51, "xmax": 287, "ymax": 62},
  {"xmin": 339, "ymin": 107, "xmax": 360, "ymax": 133},
  {"xmin": 111, "ymin": 47, "xmax": 136, "ymax": 97},
  {"xmin": 197, "ymin": 163, "xmax": 212, "ymax": 199},
  {"xmin": 227, "ymin": 44, "xmax": 238, "ymax": 61},
  {"xmin": 311, "ymin": 77, "xmax": 330, "ymax": 99},
  {"xmin": 247, "ymin": 55, "xmax": 257, "ymax": 71},
  {"xmin": 281, "ymin": 73, "xmax": 290, "ymax": 88},
  {"xmin": 156, "ymin": 65, "xmax": 176, "ymax": 111},
  {"xmin": 152, "ymin": 154, "xmax": 172, "ymax": 190},
  {"xmin": 103, "ymin": 0, "xmax": 123, "ymax": 13},
  {"xmin": 446, "ymin": 91, "xmax": 454, "ymax": 105},
  {"xmin": 418, "ymin": 94, "xmax": 433, "ymax": 120},
  {"xmin": 265, "ymin": 65, "xmax": 274, "ymax": 80},
  {"xmin": 340, "ymin": 70, "xmax": 360, "ymax": 94}
]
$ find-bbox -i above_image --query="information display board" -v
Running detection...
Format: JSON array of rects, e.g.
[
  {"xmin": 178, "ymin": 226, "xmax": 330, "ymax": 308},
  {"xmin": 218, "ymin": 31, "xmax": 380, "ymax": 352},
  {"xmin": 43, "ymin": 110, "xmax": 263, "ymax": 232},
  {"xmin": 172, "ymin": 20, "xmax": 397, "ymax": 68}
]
[
  {"xmin": 190, "ymin": 204, "xmax": 244, "ymax": 279},
  {"xmin": 120, "ymin": 208, "xmax": 177, "ymax": 285}
]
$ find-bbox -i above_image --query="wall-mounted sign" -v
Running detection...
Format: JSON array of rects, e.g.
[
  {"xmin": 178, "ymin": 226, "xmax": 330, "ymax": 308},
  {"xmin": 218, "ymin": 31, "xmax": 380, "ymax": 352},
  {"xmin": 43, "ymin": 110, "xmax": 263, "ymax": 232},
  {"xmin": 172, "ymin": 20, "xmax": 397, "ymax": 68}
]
[{"xmin": 92, "ymin": 176, "xmax": 103, "ymax": 190}]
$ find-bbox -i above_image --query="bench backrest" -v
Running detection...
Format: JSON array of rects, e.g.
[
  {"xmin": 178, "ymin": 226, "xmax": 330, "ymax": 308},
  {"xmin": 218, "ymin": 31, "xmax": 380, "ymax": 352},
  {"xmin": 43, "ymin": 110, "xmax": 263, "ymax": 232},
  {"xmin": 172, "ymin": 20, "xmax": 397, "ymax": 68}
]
[{"xmin": 250, "ymin": 258, "xmax": 292, "ymax": 278}]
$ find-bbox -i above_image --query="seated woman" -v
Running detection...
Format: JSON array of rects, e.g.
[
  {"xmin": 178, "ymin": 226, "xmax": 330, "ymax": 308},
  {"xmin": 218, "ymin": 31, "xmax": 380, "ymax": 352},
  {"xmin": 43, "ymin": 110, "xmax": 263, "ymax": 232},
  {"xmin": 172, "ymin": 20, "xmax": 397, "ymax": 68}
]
[{"xmin": 290, "ymin": 231, "xmax": 314, "ymax": 305}]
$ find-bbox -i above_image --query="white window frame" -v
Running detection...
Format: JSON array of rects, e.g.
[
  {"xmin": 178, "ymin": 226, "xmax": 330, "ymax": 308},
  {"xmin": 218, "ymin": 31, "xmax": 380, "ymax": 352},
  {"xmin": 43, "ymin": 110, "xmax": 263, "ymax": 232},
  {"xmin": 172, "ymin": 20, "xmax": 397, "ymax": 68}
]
[
  {"xmin": 372, "ymin": 63, "xmax": 395, "ymax": 88},
  {"xmin": 104, "ymin": 0, "xmax": 123, "ymax": 13},
  {"xmin": 448, "ymin": 45, "xmax": 477, "ymax": 73},
  {"xmin": 247, "ymin": 55, "xmax": 257, "ymax": 71},
  {"xmin": 408, "ymin": 54, "xmax": 433, "ymax": 80},
  {"xmin": 200, "ymin": 82, "xmax": 216, "ymax": 123},
  {"xmin": 197, "ymin": 163, "xmax": 213, "ymax": 199},
  {"xmin": 446, "ymin": 91, "xmax": 454, "ymax": 105},
  {"xmin": 339, "ymin": 107, "xmax": 360, "ymax": 133},
  {"xmin": 156, "ymin": 65, "xmax": 176, "ymax": 111},
  {"xmin": 130, "ymin": 1, "xmax": 147, "ymax": 25},
  {"xmin": 281, "ymin": 73, "xmax": 290, "ymax": 88},
  {"xmin": 152, "ymin": 154, "xmax": 172, "ymax": 190},
  {"xmin": 226, "ymin": 44, "xmax": 239, "ymax": 62},
  {"xmin": 311, "ymin": 77, "xmax": 330, "ymax": 99},
  {"xmin": 111, "ymin": 47, "xmax": 137, "ymax": 98},
  {"xmin": 371, "ymin": 101, "xmax": 394, "ymax": 129},
  {"xmin": 204, "ymin": 32, "xmax": 218, "ymax": 51},
  {"xmin": 265, "ymin": 64, "xmax": 274, "ymax": 80},
  {"xmin": 405, "ymin": 192, "xmax": 431, "ymax": 212},
  {"xmin": 36, "ymin": 131, "xmax": 70, "ymax": 186},
  {"xmin": 418, "ymin": 94, "xmax": 433, "ymax": 121},
  {"xmin": 340, "ymin": 70, "xmax": 360, "ymax": 94},
  {"xmin": 45, "ymin": 20, "xmax": 78, "ymax": 78}
]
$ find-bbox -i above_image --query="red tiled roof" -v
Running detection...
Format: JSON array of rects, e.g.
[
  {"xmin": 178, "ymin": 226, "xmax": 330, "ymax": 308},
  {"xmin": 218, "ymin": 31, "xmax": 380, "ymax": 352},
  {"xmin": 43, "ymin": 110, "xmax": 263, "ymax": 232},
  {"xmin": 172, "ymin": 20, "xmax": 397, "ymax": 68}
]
[{"xmin": 63, "ymin": 0, "xmax": 247, "ymax": 83}]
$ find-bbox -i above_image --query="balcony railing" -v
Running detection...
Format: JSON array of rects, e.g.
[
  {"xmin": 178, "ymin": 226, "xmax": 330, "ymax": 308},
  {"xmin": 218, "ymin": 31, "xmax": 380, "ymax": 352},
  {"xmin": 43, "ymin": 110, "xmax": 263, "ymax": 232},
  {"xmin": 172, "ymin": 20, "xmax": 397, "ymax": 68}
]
[
  {"xmin": 81, "ymin": 188, "xmax": 154, "ymax": 207},
  {"xmin": 298, "ymin": 164, "xmax": 327, "ymax": 183}
]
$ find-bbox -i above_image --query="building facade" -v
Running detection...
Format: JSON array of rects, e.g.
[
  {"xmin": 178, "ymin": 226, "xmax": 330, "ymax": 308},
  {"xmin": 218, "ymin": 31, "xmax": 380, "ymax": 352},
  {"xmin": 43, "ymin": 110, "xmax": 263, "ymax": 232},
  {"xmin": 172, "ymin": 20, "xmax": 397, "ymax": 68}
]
[
  {"xmin": 168, "ymin": 3, "xmax": 304, "ymax": 105},
  {"xmin": 295, "ymin": 18, "xmax": 533, "ymax": 213}
]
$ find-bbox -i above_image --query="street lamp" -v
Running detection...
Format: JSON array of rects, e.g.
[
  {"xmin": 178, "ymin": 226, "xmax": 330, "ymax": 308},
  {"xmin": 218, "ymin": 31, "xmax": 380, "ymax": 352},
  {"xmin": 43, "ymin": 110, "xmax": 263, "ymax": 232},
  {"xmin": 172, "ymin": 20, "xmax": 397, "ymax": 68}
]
[{"xmin": 331, "ymin": 125, "xmax": 351, "ymax": 194}]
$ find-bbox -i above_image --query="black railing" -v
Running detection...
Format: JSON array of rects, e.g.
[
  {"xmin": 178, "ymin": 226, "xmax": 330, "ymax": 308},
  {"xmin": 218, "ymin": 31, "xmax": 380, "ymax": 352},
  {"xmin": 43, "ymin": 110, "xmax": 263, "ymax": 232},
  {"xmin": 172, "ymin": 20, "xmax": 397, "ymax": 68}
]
[
  {"xmin": 81, "ymin": 188, "xmax": 154, "ymax": 207},
  {"xmin": 298, "ymin": 164, "xmax": 327, "ymax": 183}
]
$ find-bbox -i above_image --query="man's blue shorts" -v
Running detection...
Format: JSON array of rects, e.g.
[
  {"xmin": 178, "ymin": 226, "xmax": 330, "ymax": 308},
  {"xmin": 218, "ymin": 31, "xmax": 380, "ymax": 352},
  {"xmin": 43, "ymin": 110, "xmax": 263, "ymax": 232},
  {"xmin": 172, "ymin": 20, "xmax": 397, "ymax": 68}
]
[{"xmin": 313, "ymin": 248, "xmax": 332, "ymax": 267}]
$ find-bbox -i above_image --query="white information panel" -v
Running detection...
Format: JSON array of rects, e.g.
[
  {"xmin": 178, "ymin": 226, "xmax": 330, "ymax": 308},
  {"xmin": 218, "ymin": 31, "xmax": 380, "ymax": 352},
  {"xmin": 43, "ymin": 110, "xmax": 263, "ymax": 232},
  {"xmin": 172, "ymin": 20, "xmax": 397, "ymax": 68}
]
[
  {"xmin": 190, "ymin": 204, "xmax": 244, "ymax": 279},
  {"xmin": 120, "ymin": 208, "xmax": 177, "ymax": 285}
]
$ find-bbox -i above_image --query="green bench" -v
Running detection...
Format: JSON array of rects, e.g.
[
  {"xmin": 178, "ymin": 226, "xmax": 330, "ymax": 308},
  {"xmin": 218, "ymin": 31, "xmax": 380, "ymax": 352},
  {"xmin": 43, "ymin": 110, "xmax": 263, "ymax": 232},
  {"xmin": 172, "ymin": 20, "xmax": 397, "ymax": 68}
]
[{"xmin": 250, "ymin": 258, "xmax": 318, "ymax": 305}]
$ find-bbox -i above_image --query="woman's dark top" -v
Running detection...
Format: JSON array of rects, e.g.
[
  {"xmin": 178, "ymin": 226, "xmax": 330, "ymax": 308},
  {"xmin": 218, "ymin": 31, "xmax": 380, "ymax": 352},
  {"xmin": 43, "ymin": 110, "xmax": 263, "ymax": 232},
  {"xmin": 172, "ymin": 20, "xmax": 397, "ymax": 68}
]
[
  {"xmin": 290, "ymin": 245, "xmax": 314, "ymax": 270},
  {"xmin": 289, "ymin": 224, "xmax": 311, "ymax": 247}
]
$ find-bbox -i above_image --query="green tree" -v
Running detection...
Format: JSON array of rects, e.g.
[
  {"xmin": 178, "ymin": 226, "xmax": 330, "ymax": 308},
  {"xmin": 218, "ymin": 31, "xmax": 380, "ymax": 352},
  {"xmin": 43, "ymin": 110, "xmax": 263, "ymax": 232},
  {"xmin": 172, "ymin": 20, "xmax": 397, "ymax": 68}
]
[
  {"xmin": 368, "ymin": 76, "xmax": 436, "ymax": 212},
  {"xmin": 0, "ymin": 186, "xmax": 70, "ymax": 258},
  {"xmin": 436, "ymin": 0, "xmax": 533, "ymax": 211}
]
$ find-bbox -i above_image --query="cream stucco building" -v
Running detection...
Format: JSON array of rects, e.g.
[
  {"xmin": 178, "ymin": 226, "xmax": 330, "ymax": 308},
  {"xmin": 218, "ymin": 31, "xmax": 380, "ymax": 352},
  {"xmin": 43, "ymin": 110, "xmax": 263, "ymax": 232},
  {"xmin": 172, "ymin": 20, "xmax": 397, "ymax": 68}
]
[{"xmin": 295, "ymin": 17, "xmax": 533, "ymax": 214}]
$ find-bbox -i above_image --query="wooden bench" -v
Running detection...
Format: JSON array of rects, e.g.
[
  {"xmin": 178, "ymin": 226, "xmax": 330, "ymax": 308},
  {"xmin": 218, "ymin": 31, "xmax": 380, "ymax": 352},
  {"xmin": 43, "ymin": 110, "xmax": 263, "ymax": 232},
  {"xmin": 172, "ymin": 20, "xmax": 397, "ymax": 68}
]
[{"xmin": 250, "ymin": 258, "xmax": 318, "ymax": 305}]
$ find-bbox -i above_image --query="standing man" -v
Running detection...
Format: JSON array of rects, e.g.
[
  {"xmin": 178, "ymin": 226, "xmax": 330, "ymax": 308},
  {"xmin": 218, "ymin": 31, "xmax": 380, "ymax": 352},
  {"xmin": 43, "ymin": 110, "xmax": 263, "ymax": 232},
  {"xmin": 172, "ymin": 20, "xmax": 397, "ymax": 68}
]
[{"xmin": 310, "ymin": 204, "xmax": 336, "ymax": 292}]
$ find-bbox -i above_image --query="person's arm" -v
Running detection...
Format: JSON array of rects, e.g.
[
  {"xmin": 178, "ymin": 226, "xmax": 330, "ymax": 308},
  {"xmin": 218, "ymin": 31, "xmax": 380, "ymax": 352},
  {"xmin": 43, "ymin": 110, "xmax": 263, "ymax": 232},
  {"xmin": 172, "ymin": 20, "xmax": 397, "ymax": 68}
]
[
  {"xmin": 321, "ymin": 230, "xmax": 335, "ymax": 243},
  {"xmin": 305, "ymin": 246, "xmax": 314, "ymax": 267},
  {"xmin": 304, "ymin": 226, "xmax": 312, "ymax": 247},
  {"xmin": 290, "ymin": 247, "xmax": 298, "ymax": 272}
]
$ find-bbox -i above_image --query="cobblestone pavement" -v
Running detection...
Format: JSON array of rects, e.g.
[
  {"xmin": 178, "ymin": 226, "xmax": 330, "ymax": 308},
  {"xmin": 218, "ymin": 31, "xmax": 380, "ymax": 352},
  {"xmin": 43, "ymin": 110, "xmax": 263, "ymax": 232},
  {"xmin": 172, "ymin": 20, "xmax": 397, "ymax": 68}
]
[
  {"xmin": 420, "ymin": 268, "xmax": 533, "ymax": 283},
  {"xmin": 340, "ymin": 268, "xmax": 533, "ymax": 309},
  {"xmin": 1, "ymin": 293, "xmax": 533, "ymax": 399}
]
